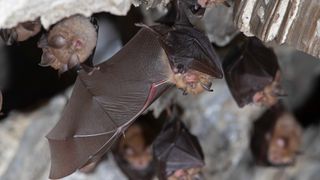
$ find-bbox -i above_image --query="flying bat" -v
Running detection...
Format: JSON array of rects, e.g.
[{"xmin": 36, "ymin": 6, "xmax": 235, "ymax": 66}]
[
  {"xmin": 38, "ymin": 15, "xmax": 98, "ymax": 74},
  {"xmin": 112, "ymin": 110, "xmax": 166, "ymax": 180},
  {"xmin": 0, "ymin": 19, "xmax": 41, "ymax": 45},
  {"xmin": 46, "ymin": 2, "xmax": 222, "ymax": 178},
  {"xmin": 223, "ymin": 36, "xmax": 284, "ymax": 108},
  {"xmin": 250, "ymin": 102, "xmax": 302, "ymax": 166},
  {"xmin": 153, "ymin": 112, "xmax": 205, "ymax": 180}
]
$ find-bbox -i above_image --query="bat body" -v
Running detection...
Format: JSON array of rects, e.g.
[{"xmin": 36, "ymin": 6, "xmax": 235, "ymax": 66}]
[
  {"xmin": 223, "ymin": 37, "xmax": 283, "ymax": 108},
  {"xmin": 0, "ymin": 19, "xmax": 41, "ymax": 45},
  {"xmin": 250, "ymin": 103, "xmax": 302, "ymax": 166},
  {"xmin": 38, "ymin": 15, "xmax": 98, "ymax": 74},
  {"xmin": 112, "ymin": 111, "xmax": 165, "ymax": 180},
  {"xmin": 46, "ymin": 28, "xmax": 172, "ymax": 178},
  {"xmin": 153, "ymin": 117, "xmax": 205, "ymax": 180}
]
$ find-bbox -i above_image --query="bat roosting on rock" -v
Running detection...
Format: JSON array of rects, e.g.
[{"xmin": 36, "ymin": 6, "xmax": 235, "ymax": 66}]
[
  {"xmin": 112, "ymin": 111, "xmax": 166, "ymax": 180},
  {"xmin": 153, "ymin": 111, "xmax": 205, "ymax": 180},
  {"xmin": 46, "ymin": 1, "xmax": 222, "ymax": 178},
  {"xmin": 250, "ymin": 103, "xmax": 302, "ymax": 166},
  {"xmin": 38, "ymin": 15, "xmax": 98, "ymax": 74},
  {"xmin": 223, "ymin": 37, "xmax": 284, "ymax": 108}
]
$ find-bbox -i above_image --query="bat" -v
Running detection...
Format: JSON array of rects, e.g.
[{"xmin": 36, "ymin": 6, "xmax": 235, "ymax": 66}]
[
  {"xmin": 143, "ymin": 0, "xmax": 223, "ymax": 95},
  {"xmin": 153, "ymin": 113, "xmax": 205, "ymax": 180},
  {"xmin": 0, "ymin": 19, "xmax": 41, "ymax": 45},
  {"xmin": 250, "ymin": 102, "xmax": 302, "ymax": 166},
  {"xmin": 38, "ymin": 15, "xmax": 98, "ymax": 74},
  {"xmin": 46, "ymin": 0, "xmax": 222, "ymax": 178},
  {"xmin": 223, "ymin": 37, "xmax": 284, "ymax": 108},
  {"xmin": 112, "ymin": 111, "xmax": 166, "ymax": 180}
]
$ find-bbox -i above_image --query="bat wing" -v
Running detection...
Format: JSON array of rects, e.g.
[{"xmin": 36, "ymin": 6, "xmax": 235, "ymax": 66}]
[
  {"xmin": 154, "ymin": 119, "xmax": 204, "ymax": 179},
  {"xmin": 223, "ymin": 37, "xmax": 279, "ymax": 107},
  {"xmin": 46, "ymin": 28, "xmax": 173, "ymax": 179}
]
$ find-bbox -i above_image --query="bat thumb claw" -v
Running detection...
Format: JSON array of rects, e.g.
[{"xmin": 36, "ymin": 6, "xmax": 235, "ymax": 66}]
[{"xmin": 200, "ymin": 82, "xmax": 213, "ymax": 92}]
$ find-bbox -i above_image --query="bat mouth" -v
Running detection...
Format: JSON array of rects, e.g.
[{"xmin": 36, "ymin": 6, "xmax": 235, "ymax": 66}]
[{"xmin": 170, "ymin": 69, "xmax": 214, "ymax": 95}]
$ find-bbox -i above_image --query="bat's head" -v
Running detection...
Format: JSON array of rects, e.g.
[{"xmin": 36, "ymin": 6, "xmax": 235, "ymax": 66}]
[
  {"xmin": 223, "ymin": 37, "xmax": 280, "ymax": 108},
  {"xmin": 119, "ymin": 124, "xmax": 153, "ymax": 170},
  {"xmin": 168, "ymin": 167, "xmax": 203, "ymax": 180},
  {"xmin": 267, "ymin": 113, "xmax": 301, "ymax": 166},
  {"xmin": 0, "ymin": 19, "xmax": 41, "ymax": 45},
  {"xmin": 38, "ymin": 15, "xmax": 97, "ymax": 74},
  {"xmin": 253, "ymin": 71, "xmax": 285, "ymax": 107}
]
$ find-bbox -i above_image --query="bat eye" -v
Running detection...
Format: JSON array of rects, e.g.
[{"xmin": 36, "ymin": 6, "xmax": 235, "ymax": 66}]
[{"xmin": 49, "ymin": 35, "xmax": 67, "ymax": 49}]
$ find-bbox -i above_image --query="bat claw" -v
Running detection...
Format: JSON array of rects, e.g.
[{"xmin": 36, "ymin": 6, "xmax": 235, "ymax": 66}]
[
  {"xmin": 182, "ymin": 89, "xmax": 188, "ymax": 95},
  {"xmin": 200, "ymin": 82, "xmax": 213, "ymax": 92}
]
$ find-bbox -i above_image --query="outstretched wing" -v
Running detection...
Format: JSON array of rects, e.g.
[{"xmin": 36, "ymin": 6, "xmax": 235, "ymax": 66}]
[{"xmin": 46, "ymin": 28, "xmax": 173, "ymax": 179}]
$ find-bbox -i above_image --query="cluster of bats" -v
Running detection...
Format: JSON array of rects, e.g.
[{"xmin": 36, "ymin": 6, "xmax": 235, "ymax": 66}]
[{"xmin": 0, "ymin": 0, "xmax": 303, "ymax": 179}]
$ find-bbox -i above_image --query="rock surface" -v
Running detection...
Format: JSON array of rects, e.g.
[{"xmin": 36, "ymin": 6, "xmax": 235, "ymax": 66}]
[{"xmin": 234, "ymin": 0, "xmax": 320, "ymax": 59}]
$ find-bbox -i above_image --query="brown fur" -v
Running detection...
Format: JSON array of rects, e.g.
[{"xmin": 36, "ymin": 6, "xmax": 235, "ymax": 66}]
[
  {"xmin": 39, "ymin": 15, "xmax": 97, "ymax": 72},
  {"xmin": 168, "ymin": 168, "xmax": 202, "ymax": 180},
  {"xmin": 267, "ymin": 113, "xmax": 302, "ymax": 165},
  {"xmin": 119, "ymin": 124, "xmax": 153, "ymax": 170},
  {"xmin": 170, "ymin": 69, "xmax": 213, "ymax": 95},
  {"xmin": 253, "ymin": 71, "xmax": 283, "ymax": 107}
]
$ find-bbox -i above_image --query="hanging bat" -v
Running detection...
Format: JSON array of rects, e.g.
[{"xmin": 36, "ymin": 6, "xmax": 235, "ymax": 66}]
[
  {"xmin": 38, "ymin": 15, "xmax": 98, "ymax": 74},
  {"xmin": 112, "ymin": 111, "xmax": 166, "ymax": 180},
  {"xmin": 46, "ymin": 2, "xmax": 222, "ymax": 178},
  {"xmin": 250, "ymin": 102, "xmax": 302, "ymax": 166},
  {"xmin": 0, "ymin": 19, "xmax": 41, "ymax": 45},
  {"xmin": 153, "ymin": 114, "xmax": 205, "ymax": 180},
  {"xmin": 223, "ymin": 37, "xmax": 284, "ymax": 108}
]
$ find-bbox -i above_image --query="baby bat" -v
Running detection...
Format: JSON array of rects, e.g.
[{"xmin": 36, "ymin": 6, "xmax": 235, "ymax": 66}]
[
  {"xmin": 250, "ymin": 103, "xmax": 302, "ymax": 166},
  {"xmin": 0, "ymin": 19, "xmax": 41, "ymax": 45},
  {"xmin": 112, "ymin": 111, "xmax": 166, "ymax": 180},
  {"xmin": 38, "ymin": 15, "xmax": 98, "ymax": 74},
  {"xmin": 153, "ymin": 117, "xmax": 205, "ymax": 180},
  {"xmin": 223, "ymin": 37, "xmax": 284, "ymax": 108}
]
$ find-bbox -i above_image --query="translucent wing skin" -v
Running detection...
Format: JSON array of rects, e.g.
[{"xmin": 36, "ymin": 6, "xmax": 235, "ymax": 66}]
[
  {"xmin": 153, "ymin": 119, "xmax": 204, "ymax": 180},
  {"xmin": 223, "ymin": 37, "xmax": 280, "ymax": 107},
  {"xmin": 46, "ymin": 28, "xmax": 173, "ymax": 179}
]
